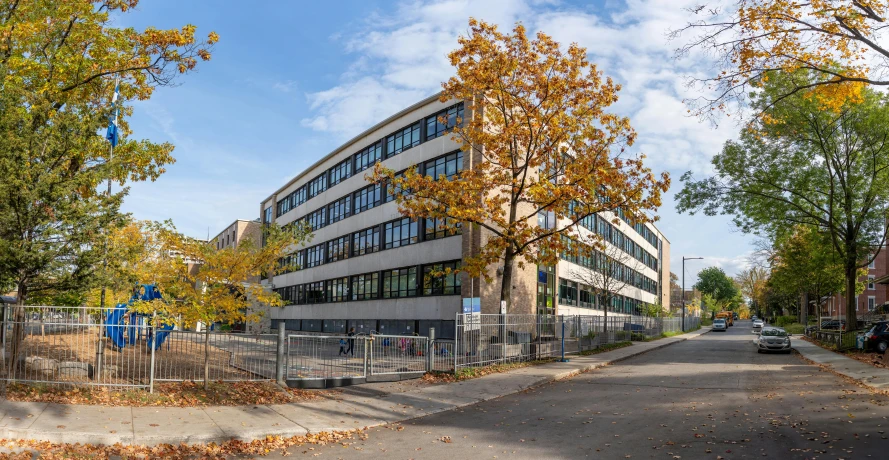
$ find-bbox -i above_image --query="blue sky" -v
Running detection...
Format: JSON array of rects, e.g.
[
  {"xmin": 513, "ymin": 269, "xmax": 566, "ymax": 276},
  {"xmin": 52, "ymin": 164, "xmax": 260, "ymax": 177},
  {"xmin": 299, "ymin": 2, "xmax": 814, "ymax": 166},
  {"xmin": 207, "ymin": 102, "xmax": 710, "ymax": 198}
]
[{"xmin": 118, "ymin": 0, "xmax": 752, "ymax": 283}]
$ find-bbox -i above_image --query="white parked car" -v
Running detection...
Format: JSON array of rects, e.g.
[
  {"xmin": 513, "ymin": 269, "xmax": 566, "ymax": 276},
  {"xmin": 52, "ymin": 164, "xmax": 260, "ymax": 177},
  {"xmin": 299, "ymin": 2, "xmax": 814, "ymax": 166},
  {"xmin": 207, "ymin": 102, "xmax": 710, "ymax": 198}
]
[
  {"xmin": 712, "ymin": 319, "xmax": 727, "ymax": 332},
  {"xmin": 752, "ymin": 319, "xmax": 764, "ymax": 330}
]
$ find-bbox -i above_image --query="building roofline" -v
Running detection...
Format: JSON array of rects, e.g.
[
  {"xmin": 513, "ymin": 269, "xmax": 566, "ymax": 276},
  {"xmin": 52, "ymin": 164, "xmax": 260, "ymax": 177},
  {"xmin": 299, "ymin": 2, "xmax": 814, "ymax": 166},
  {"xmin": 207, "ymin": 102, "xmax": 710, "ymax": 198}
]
[
  {"xmin": 261, "ymin": 92, "xmax": 444, "ymax": 206},
  {"xmin": 211, "ymin": 219, "xmax": 261, "ymax": 241}
]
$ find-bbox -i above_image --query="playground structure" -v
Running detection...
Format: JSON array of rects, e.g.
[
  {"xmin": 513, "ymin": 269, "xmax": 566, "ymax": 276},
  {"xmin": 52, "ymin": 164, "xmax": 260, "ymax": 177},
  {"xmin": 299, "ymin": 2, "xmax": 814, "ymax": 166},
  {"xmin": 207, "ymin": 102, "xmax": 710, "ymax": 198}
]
[{"xmin": 105, "ymin": 284, "xmax": 173, "ymax": 351}]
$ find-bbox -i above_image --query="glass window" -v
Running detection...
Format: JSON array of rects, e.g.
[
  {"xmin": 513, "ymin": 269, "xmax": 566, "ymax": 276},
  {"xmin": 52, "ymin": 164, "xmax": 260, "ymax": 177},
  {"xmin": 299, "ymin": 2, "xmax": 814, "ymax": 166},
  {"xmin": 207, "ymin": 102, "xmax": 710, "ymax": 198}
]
[
  {"xmin": 307, "ymin": 173, "xmax": 327, "ymax": 199},
  {"xmin": 329, "ymin": 158, "xmax": 352, "ymax": 187},
  {"xmin": 425, "ymin": 103, "xmax": 464, "ymax": 140},
  {"xmin": 353, "ymin": 183, "xmax": 382, "ymax": 214},
  {"xmin": 327, "ymin": 195, "xmax": 352, "ymax": 224},
  {"xmin": 424, "ymin": 217, "xmax": 461, "ymax": 241},
  {"xmin": 327, "ymin": 236, "xmax": 350, "ymax": 263},
  {"xmin": 305, "ymin": 207, "xmax": 327, "ymax": 230},
  {"xmin": 869, "ymin": 276, "xmax": 876, "ymax": 290},
  {"xmin": 537, "ymin": 210, "xmax": 556, "ymax": 230},
  {"xmin": 386, "ymin": 122, "xmax": 421, "ymax": 157},
  {"xmin": 423, "ymin": 151, "xmax": 463, "ymax": 180},
  {"xmin": 352, "ymin": 226, "xmax": 380, "ymax": 256},
  {"xmin": 354, "ymin": 141, "xmax": 383, "ymax": 173},
  {"xmin": 423, "ymin": 261, "xmax": 461, "ymax": 295},
  {"xmin": 263, "ymin": 206, "xmax": 272, "ymax": 224},
  {"xmin": 305, "ymin": 281, "xmax": 325, "ymax": 304},
  {"xmin": 304, "ymin": 243, "xmax": 325, "ymax": 268},
  {"xmin": 351, "ymin": 272, "xmax": 379, "ymax": 301},
  {"xmin": 383, "ymin": 267, "xmax": 418, "ymax": 298},
  {"xmin": 869, "ymin": 296, "xmax": 877, "ymax": 311},
  {"xmin": 290, "ymin": 187, "xmax": 306, "ymax": 208},
  {"xmin": 326, "ymin": 277, "xmax": 349, "ymax": 303},
  {"xmin": 559, "ymin": 278, "xmax": 578, "ymax": 306},
  {"xmin": 384, "ymin": 218, "xmax": 419, "ymax": 249}
]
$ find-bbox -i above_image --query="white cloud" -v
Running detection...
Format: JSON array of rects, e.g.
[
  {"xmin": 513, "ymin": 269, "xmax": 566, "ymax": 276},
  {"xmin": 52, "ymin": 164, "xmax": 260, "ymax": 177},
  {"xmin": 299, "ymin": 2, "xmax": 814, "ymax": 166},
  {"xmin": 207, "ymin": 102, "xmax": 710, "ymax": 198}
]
[
  {"xmin": 299, "ymin": 0, "xmax": 755, "ymax": 274},
  {"xmin": 272, "ymin": 80, "xmax": 298, "ymax": 93}
]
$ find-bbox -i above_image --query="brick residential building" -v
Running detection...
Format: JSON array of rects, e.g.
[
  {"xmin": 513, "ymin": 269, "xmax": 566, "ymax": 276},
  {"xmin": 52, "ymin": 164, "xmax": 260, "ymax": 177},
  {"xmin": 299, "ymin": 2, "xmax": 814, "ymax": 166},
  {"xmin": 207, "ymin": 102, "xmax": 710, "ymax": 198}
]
[{"xmin": 822, "ymin": 246, "xmax": 888, "ymax": 319}]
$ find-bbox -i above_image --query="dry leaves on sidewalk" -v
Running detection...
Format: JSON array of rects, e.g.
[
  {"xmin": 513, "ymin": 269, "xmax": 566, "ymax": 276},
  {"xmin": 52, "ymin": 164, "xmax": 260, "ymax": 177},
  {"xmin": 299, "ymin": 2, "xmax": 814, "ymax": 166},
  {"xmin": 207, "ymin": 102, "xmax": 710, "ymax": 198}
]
[
  {"xmin": 0, "ymin": 429, "xmax": 367, "ymax": 459},
  {"xmin": 3, "ymin": 381, "xmax": 337, "ymax": 407}
]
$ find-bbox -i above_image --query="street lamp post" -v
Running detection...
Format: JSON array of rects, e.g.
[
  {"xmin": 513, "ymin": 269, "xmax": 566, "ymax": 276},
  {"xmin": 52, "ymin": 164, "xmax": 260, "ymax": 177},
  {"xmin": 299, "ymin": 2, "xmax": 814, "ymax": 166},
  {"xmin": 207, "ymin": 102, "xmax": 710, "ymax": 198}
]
[{"xmin": 682, "ymin": 256, "xmax": 704, "ymax": 332}]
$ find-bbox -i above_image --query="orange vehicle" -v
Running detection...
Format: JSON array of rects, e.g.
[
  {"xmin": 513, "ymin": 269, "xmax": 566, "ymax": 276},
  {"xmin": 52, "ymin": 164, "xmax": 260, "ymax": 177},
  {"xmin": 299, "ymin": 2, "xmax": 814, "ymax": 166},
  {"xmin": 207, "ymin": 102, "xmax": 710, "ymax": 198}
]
[{"xmin": 715, "ymin": 311, "xmax": 734, "ymax": 327}]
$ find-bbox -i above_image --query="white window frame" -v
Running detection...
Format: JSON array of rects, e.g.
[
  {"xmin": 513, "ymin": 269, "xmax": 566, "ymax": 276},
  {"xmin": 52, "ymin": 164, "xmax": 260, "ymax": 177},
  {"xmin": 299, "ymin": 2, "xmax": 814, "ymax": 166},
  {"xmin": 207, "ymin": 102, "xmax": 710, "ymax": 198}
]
[
  {"xmin": 868, "ymin": 296, "xmax": 877, "ymax": 311},
  {"xmin": 870, "ymin": 258, "xmax": 877, "ymax": 269},
  {"xmin": 869, "ymin": 275, "xmax": 876, "ymax": 290}
]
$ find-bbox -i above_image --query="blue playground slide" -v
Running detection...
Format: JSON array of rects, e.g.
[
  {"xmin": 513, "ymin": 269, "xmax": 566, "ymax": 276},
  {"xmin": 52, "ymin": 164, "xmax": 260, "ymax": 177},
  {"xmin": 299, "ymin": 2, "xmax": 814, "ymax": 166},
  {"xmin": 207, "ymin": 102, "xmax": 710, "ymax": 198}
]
[{"xmin": 104, "ymin": 284, "xmax": 172, "ymax": 351}]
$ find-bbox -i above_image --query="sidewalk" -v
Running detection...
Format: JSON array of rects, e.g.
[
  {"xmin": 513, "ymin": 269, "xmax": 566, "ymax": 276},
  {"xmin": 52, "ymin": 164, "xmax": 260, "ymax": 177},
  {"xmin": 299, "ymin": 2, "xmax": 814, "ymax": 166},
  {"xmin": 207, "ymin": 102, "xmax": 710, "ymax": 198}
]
[
  {"xmin": 0, "ymin": 327, "xmax": 710, "ymax": 446},
  {"xmin": 794, "ymin": 339, "xmax": 889, "ymax": 390}
]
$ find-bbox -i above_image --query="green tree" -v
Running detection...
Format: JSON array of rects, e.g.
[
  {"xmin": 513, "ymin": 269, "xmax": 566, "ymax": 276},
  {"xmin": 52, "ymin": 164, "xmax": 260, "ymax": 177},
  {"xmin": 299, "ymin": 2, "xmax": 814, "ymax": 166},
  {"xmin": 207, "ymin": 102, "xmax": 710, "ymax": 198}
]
[
  {"xmin": 694, "ymin": 267, "xmax": 739, "ymax": 310},
  {"xmin": 677, "ymin": 71, "xmax": 889, "ymax": 327},
  {"xmin": 0, "ymin": 1, "xmax": 216, "ymax": 374},
  {"xmin": 768, "ymin": 226, "xmax": 851, "ymax": 322}
]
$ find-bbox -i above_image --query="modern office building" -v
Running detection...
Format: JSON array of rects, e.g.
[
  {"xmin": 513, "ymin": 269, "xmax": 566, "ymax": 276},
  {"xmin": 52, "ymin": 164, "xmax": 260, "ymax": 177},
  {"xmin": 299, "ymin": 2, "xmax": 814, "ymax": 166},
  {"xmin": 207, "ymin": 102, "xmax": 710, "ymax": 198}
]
[{"xmin": 260, "ymin": 94, "xmax": 671, "ymax": 338}]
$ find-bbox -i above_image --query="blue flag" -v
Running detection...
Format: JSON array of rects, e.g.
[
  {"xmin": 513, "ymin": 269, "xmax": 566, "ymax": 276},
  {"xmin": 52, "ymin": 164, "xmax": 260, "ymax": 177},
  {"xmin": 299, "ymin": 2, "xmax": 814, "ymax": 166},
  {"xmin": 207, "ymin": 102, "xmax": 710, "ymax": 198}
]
[{"xmin": 105, "ymin": 80, "xmax": 120, "ymax": 147}]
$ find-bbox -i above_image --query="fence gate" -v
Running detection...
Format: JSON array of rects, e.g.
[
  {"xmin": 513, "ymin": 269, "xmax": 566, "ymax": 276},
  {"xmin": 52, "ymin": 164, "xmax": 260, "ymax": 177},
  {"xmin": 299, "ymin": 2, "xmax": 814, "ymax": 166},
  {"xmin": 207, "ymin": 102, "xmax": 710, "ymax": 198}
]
[
  {"xmin": 369, "ymin": 335, "xmax": 428, "ymax": 376},
  {"xmin": 286, "ymin": 334, "xmax": 368, "ymax": 381}
]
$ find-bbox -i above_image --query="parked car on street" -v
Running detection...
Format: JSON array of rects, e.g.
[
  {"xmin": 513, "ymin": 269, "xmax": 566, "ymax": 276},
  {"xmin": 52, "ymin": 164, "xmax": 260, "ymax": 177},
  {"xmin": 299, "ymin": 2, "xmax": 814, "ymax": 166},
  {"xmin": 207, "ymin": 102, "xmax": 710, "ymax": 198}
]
[
  {"xmin": 864, "ymin": 321, "xmax": 889, "ymax": 354},
  {"xmin": 754, "ymin": 327, "xmax": 792, "ymax": 353},
  {"xmin": 752, "ymin": 319, "xmax": 764, "ymax": 331},
  {"xmin": 712, "ymin": 319, "xmax": 727, "ymax": 332}
]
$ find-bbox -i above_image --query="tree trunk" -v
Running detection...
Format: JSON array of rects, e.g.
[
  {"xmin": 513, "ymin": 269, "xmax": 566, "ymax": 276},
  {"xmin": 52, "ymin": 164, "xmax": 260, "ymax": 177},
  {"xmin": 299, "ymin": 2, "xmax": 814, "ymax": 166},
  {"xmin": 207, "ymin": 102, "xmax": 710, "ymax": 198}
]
[
  {"xmin": 5, "ymin": 283, "xmax": 27, "ymax": 383},
  {"xmin": 844, "ymin": 262, "xmax": 858, "ymax": 329},
  {"xmin": 499, "ymin": 247, "xmax": 515, "ymax": 314}
]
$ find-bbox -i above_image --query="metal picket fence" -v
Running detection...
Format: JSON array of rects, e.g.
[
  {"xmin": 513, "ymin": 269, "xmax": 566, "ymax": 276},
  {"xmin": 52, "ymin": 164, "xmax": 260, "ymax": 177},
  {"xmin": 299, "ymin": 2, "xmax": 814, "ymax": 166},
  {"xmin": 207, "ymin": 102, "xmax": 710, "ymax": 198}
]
[{"xmin": 1, "ymin": 306, "xmax": 698, "ymax": 389}]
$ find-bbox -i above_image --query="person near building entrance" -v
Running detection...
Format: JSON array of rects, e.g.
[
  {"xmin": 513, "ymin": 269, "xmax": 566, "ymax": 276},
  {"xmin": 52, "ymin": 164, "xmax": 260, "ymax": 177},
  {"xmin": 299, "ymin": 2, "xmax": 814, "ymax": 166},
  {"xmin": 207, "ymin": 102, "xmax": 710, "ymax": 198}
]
[{"xmin": 346, "ymin": 327, "xmax": 356, "ymax": 356}]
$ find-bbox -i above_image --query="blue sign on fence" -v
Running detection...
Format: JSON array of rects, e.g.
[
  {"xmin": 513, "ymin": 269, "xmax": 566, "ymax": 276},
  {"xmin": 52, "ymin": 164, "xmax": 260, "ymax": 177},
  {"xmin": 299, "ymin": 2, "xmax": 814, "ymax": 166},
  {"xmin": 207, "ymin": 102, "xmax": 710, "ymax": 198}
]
[{"xmin": 462, "ymin": 297, "xmax": 481, "ymax": 314}]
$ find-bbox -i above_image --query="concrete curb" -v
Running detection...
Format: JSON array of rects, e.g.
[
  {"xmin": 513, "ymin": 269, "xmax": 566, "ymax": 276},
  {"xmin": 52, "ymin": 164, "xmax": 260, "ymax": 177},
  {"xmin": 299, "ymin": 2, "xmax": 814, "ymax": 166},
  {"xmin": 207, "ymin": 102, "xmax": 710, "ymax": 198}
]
[{"xmin": 0, "ymin": 327, "xmax": 710, "ymax": 446}]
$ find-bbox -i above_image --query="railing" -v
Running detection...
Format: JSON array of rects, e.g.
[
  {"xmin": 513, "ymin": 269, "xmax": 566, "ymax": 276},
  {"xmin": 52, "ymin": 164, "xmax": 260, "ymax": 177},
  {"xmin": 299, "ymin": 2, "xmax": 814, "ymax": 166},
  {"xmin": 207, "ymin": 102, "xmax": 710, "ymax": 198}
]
[
  {"xmin": 369, "ymin": 335, "xmax": 427, "ymax": 375},
  {"xmin": 805, "ymin": 328, "xmax": 860, "ymax": 351},
  {"xmin": 285, "ymin": 335, "xmax": 368, "ymax": 381},
  {"xmin": 1, "ymin": 306, "xmax": 695, "ymax": 389}
]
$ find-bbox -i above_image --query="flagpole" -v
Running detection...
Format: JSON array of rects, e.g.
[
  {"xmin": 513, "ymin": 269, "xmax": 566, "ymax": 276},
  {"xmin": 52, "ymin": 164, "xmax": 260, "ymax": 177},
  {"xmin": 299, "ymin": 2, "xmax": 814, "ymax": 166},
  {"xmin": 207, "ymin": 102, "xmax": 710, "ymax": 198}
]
[{"xmin": 100, "ymin": 77, "xmax": 118, "ymax": 314}]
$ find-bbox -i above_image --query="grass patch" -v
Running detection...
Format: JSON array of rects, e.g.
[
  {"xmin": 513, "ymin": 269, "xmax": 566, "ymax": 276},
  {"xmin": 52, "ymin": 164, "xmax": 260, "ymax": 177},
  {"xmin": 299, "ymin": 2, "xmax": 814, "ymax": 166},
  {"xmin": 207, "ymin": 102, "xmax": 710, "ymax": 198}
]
[
  {"xmin": 3, "ymin": 380, "xmax": 333, "ymax": 407},
  {"xmin": 578, "ymin": 341, "xmax": 632, "ymax": 355},
  {"xmin": 783, "ymin": 323, "xmax": 806, "ymax": 334},
  {"xmin": 423, "ymin": 358, "xmax": 559, "ymax": 383}
]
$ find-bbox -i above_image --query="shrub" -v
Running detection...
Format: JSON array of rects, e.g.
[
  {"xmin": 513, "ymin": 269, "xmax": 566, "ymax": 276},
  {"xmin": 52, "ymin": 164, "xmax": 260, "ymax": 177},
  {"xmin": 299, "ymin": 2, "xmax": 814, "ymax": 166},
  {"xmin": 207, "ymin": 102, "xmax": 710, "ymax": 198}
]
[
  {"xmin": 776, "ymin": 315, "xmax": 797, "ymax": 327},
  {"xmin": 784, "ymin": 323, "xmax": 805, "ymax": 334},
  {"xmin": 630, "ymin": 333, "xmax": 647, "ymax": 341}
]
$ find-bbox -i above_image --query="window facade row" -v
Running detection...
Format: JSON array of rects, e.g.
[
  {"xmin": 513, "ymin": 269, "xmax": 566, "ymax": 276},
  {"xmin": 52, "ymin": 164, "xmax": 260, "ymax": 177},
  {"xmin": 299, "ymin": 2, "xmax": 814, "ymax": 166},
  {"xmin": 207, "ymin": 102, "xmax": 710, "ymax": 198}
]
[
  {"xmin": 557, "ymin": 277, "xmax": 648, "ymax": 315},
  {"xmin": 275, "ymin": 103, "xmax": 465, "ymax": 218},
  {"xmin": 568, "ymin": 204, "xmax": 659, "ymax": 272},
  {"xmin": 559, "ymin": 236, "xmax": 659, "ymax": 296},
  {"xmin": 273, "ymin": 260, "xmax": 462, "ymax": 305},
  {"xmin": 290, "ymin": 150, "xmax": 462, "ymax": 235},
  {"xmin": 276, "ymin": 216, "xmax": 462, "ymax": 275}
]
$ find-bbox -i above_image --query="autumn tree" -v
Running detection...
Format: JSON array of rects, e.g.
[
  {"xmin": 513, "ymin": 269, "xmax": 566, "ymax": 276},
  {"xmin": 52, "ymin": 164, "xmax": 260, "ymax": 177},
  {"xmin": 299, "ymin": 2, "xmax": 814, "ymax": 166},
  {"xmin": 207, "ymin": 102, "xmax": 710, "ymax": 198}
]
[
  {"xmin": 677, "ymin": 71, "xmax": 889, "ymax": 327},
  {"xmin": 0, "ymin": 0, "xmax": 216, "ymax": 377},
  {"xmin": 735, "ymin": 266, "xmax": 768, "ymax": 316},
  {"xmin": 374, "ymin": 19, "xmax": 669, "ymax": 312},
  {"xmin": 124, "ymin": 221, "xmax": 309, "ymax": 388},
  {"xmin": 673, "ymin": 1, "xmax": 889, "ymax": 119}
]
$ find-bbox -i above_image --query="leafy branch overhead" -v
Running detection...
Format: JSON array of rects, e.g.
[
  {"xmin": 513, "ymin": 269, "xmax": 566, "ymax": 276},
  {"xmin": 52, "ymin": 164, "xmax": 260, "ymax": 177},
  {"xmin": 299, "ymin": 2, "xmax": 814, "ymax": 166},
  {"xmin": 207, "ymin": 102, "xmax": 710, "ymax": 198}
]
[
  {"xmin": 674, "ymin": 0, "xmax": 889, "ymax": 119},
  {"xmin": 373, "ymin": 19, "xmax": 669, "ymax": 309}
]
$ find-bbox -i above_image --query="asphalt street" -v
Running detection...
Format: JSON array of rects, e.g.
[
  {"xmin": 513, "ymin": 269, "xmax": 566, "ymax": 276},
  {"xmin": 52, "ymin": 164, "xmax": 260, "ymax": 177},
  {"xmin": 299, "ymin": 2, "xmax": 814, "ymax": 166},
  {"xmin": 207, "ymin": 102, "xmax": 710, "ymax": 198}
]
[{"xmin": 264, "ymin": 320, "xmax": 889, "ymax": 459}]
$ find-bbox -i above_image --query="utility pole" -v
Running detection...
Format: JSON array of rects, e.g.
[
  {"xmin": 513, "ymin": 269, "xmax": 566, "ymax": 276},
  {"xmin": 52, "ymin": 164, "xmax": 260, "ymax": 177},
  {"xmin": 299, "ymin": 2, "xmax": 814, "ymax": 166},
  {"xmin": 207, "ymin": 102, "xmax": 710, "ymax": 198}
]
[{"xmin": 682, "ymin": 256, "xmax": 703, "ymax": 332}]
